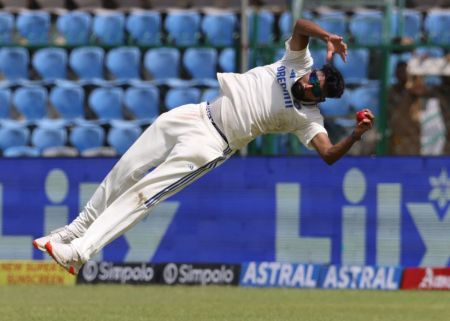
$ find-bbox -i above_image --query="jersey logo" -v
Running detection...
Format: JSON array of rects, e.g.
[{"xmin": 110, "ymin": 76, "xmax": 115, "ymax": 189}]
[
  {"xmin": 276, "ymin": 65, "xmax": 294, "ymax": 108},
  {"xmin": 290, "ymin": 69, "xmax": 296, "ymax": 79}
]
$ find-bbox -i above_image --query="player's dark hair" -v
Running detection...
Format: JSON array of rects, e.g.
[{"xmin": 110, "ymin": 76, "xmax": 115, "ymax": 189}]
[{"xmin": 321, "ymin": 64, "xmax": 345, "ymax": 98}]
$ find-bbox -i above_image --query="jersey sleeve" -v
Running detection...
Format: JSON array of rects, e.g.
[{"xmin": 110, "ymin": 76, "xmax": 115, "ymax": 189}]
[
  {"xmin": 281, "ymin": 37, "xmax": 313, "ymax": 64},
  {"xmin": 294, "ymin": 111, "xmax": 328, "ymax": 150}
]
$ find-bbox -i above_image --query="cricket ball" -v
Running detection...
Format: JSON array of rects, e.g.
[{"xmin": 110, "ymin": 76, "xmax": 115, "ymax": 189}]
[{"xmin": 356, "ymin": 111, "xmax": 367, "ymax": 122}]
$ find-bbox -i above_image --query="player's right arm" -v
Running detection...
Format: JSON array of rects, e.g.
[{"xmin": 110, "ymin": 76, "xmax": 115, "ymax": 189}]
[
  {"xmin": 290, "ymin": 19, "xmax": 347, "ymax": 62},
  {"xmin": 311, "ymin": 109, "xmax": 375, "ymax": 165}
]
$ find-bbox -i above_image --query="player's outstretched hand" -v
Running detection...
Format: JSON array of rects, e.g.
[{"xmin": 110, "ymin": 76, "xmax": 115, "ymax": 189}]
[
  {"xmin": 326, "ymin": 34, "xmax": 348, "ymax": 62},
  {"xmin": 353, "ymin": 109, "xmax": 375, "ymax": 139}
]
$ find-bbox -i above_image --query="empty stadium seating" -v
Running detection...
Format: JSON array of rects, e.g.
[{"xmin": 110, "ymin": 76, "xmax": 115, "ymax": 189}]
[
  {"xmin": 0, "ymin": 5, "xmax": 446, "ymax": 157},
  {"xmin": 56, "ymin": 11, "xmax": 92, "ymax": 45}
]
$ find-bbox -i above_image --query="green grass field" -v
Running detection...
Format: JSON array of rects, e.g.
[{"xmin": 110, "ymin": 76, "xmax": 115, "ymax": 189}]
[{"xmin": 1, "ymin": 285, "xmax": 450, "ymax": 321}]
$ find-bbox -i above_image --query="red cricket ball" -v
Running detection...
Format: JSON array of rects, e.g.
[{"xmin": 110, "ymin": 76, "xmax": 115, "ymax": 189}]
[{"xmin": 356, "ymin": 111, "xmax": 367, "ymax": 122}]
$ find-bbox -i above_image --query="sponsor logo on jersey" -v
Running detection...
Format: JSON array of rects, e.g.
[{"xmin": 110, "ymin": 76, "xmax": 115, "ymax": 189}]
[{"xmin": 276, "ymin": 65, "xmax": 294, "ymax": 108}]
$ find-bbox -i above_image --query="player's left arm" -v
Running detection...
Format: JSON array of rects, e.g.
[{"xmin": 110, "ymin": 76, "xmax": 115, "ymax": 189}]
[
  {"xmin": 290, "ymin": 18, "xmax": 348, "ymax": 62},
  {"xmin": 311, "ymin": 109, "xmax": 375, "ymax": 165}
]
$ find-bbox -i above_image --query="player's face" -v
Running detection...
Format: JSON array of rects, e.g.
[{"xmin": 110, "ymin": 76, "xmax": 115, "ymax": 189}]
[{"xmin": 295, "ymin": 70, "xmax": 327, "ymax": 102}]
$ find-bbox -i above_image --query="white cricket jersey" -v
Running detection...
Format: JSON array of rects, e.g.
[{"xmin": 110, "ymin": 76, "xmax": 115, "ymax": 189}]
[{"xmin": 217, "ymin": 37, "xmax": 327, "ymax": 150}]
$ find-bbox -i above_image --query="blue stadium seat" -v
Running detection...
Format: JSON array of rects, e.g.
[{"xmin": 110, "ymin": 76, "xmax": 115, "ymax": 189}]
[
  {"xmin": 391, "ymin": 9, "xmax": 422, "ymax": 42},
  {"xmin": 0, "ymin": 88, "xmax": 11, "ymax": 119},
  {"xmin": 247, "ymin": 10, "xmax": 274, "ymax": 45},
  {"xmin": 13, "ymin": 86, "xmax": 48, "ymax": 121},
  {"xmin": 0, "ymin": 121, "xmax": 29, "ymax": 152},
  {"xmin": 0, "ymin": 12, "xmax": 14, "ymax": 45},
  {"xmin": 349, "ymin": 11, "xmax": 383, "ymax": 45},
  {"xmin": 218, "ymin": 48, "xmax": 236, "ymax": 72},
  {"xmin": 164, "ymin": 11, "xmax": 201, "ymax": 46},
  {"xmin": 201, "ymin": 12, "xmax": 237, "ymax": 46},
  {"xmin": 278, "ymin": 11, "xmax": 313, "ymax": 41},
  {"xmin": 107, "ymin": 120, "xmax": 142, "ymax": 155},
  {"xmin": 425, "ymin": 10, "xmax": 450, "ymax": 45},
  {"xmin": 56, "ymin": 11, "xmax": 92, "ymax": 45},
  {"xmin": 70, "ymin": 123, "xmax": 105, "ymax": 153},
  {"xmin": 126, "ymin": 11, "xmax": 161, "ymax": 45},
  {"xmin": 202, "ymin": 88, "xmax": 220, "ymax": 103},
  {"xmin": 124, "ymin": 84, "xmax": 159, "ymax": 123},
  {"xmin": 50, "ymin": 82, "xmax": 85, "ymax": 120},
  {"xmin": 3, "ymin": 146, "xmax": 40, "ymax": 157},
  {"xmin": 333, "ymin": 48, "xmax": 370, "ymax": 84},
  {"xmin": 0, "ymin": 47, "xmax": 29, "ymax": 81},
  {"xmin": 319, "ymin": 90, "xmax": 351, "ymax": 117},
  {"xmin": 92, "ymin": 12, "xmax": 125, "ymax": 45},
  {"xmin": 348, "ymin": 84, "xmax": 380, "ymax": 115},
  {"xmin": 31, "ymin": 121, "xmax": 67, "ymax": 151},
  {"xmin": 165, "ymin": 87, "xmax": 201, "ymax": 110},
  {"xmin": 315, "ymin": 11, "xmax": 347, "ymax": 39},
  {"xmin": 106, "ymin": 47, "xmax": 141, "ymax": 81},
  {"xmin": 183, "ymin": 48, "xmax": 218, "ymax": 80},
  {"xmin": 70, "ymin": 47, "xmax": 105, "ymax": 81},
  {"xmin": 32, "ymin": 48, "xmax": 68, "ymax": 81},
  {"xmin": 144, "ymin": 47, "xmax": 180, "ymax": 79},
  {"xmin": 16, "ymin": 11, "xmax": 51, "ymax": 45},
  {"xmin": 309, "ymin": 49, "xmax": 328, "ymax": 67},
  {"xmin": 88, "ymin": 87, "xmax": 124, "ymax": 120}
]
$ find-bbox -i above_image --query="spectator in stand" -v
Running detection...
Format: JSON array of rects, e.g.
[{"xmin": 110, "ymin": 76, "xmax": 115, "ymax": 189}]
[
  {"xmin": 434, "ymin": 76, "xmax": 450, "ymax": 154},
  {"xmin": 387, "ymin": 61, "xmax": 423, "ymax": 155}
]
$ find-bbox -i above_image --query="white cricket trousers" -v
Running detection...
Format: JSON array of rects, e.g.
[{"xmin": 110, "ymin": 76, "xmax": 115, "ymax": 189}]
[{"xmin": 70, "ymin": 102, "xmax": 233, "ymax": 262}]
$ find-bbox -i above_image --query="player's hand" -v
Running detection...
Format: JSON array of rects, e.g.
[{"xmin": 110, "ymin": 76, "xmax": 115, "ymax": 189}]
[
  {"xmin": 326, "ymin": 34, "xmax": 348, "ymax": 62},
  {"xmin": 353, "ymin": 109, "xmax": 375, "ymax": 139}
]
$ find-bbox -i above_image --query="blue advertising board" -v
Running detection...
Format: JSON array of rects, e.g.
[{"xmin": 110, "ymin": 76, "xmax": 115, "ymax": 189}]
[{"xmin": 0, "ymin": 156, "xmax": 449, "ymax": 267}]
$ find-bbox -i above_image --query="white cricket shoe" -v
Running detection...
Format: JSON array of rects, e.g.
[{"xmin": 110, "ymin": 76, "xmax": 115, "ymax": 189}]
[
  {"xmin": 32, "ymin": 227, "xmax": 75, "ymax": 252},
  {"xmin": 45, "ymin": 241, "xmax": 83, "ymax": 275}
]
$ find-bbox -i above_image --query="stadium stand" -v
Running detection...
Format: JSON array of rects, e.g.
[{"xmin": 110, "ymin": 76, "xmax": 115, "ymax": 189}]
[
  {"xmin": 144, "ymin": 47, "xmax": 180, "ymax": 80},
  {"xmin": 0, "ymin": 2, "xmax": 448, "ymax": 156},
  {"xmin": 31, "ymin": 119, "xmax": 68, "ymax": 151},
  {"xmin": 32, "ymin": 47, "xmax": 68, "ymax": 81},
  {"xmin": 0, "ymin": 121, "xmax": 29, "ymax": 153},
  {"xmin": 0, "ymin": 11, "xmax": 14, "ymax": 45},
  {"xmin": 13, "ymin": 86, "xmax": 48, "ymax": 121},
  {"xmin": 124, "ymin": 84, "xmax": 159, "ymax": 124},
  {"xmin": 164, "ymin": 10, "xmax": 201, "ymax": 46},
  {"xmin": 183, "ymin": 48, "xmax": 218, "ymax": 80},
  {"xmin": 165, "ymin": 87, "xmax": 201, "ymax": 110},
  {"xmin": 126, "ymin": 10, "xmax": 161, "ymax": 45},
  {"xmin": 92, "ymin": 11, "xmax": 125, "ymax": 45},
  {"xmin": 424, "ymin": 10, "xmax": 450, "ymax": 45},
  {"xmin": 56, "ymin": 11, "xmax": 93, "ymax": 45},
  {"xmin": 88, "ymin": 86, "xmax": 124, "ymax": 120},
  {"xmin": 69, "ymin": 46, "xmax": 105, "ymax": 81},
  {"xmin": 16, "ymin": 11, "xmax": 51, "ymax": 45},
  {"xmin": 107, "ymin": 120, "xmax": 142, "ymax": 155},
  {"xmin": 69, "ymin": 122, "xmax": 107, "ymax": 155},
  {"xmin": 349, "ymin": 10, "xmax": 384, "ymax": 45},
  {"xmin": 49, "ymin": 82, "xmax": 85, "ymax": 120},
  {"xmin": 105, "ymin": 46, "xmax": 141, "ymax": 80},
  {"xmin": 0, "ymin": 88, "xmax": 11, "ymax": 119},
  {"xmin": 201, "ymin": 11, "xmax": 237, "ymax": 46},
  {"xmin": 0, "ymin": 47, "xmax": 29, "ymax": 81}
]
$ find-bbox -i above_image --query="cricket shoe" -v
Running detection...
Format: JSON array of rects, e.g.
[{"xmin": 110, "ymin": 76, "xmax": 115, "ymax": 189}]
[
  {"xmin": 45, "ymin": 241, "xmax": 83, "ymax": 275},
  {"xmin": 32, "ymin": 226, "xmax": 76, "ymax": 252}
]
